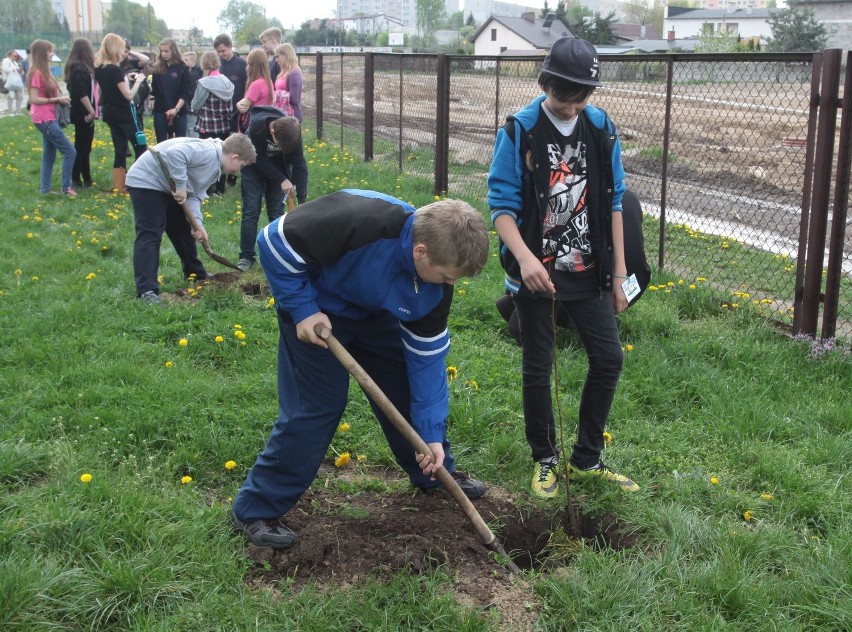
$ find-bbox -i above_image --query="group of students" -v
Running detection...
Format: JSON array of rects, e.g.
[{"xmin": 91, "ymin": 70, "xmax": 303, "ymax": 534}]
[
  {"xmin": 229, "ymin": 36, "xmax": 641, "ymax": 552},
  {"xmin": 18, "ymin": 33, "xmax": 641, "ymax": 552},
  {"xmin": 20, "ymin": 32, "xmax": 307, "ymax": 306}
]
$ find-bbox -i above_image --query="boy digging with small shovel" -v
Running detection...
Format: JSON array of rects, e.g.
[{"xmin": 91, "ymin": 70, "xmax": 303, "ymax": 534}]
[{"xmin": 126, "ymin": 134, "xmax": 256, "ymax": 305}]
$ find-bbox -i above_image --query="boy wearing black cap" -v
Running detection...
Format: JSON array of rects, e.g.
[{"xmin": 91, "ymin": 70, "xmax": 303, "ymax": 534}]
[{"xmin": 487, "ymin": 36, "xmax": 639, "ymax": 497}]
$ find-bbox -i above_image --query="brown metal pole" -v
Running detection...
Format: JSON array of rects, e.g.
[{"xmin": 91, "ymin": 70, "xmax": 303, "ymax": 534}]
[
  {"xmin": 821, "ymin": 51, "xmax": 852, "ymax": 339},
  {"xmin": 801, "ymin": 49, "xmax": 842, "ymax": 336},
  {"xmin": 434, "ymin": 54, "xmax": 449, "ymax": 196},
  {"xmin": 364, "ymin": 52, "xmax": 374, "ymax": 162},
  {"xmin": 315, "ymin": 325, "xmax": 521, "ymax": 574},
  {"xmin": 793, "ymin": 52, "xmax": 823, "ymax": 335},
  {"xmin": 315, "ymin": 52, "xmax": 324, "ymax": 141},
  {"xmin": 658, "ymin": 56, "xmax": 674, "ymax": 271}
]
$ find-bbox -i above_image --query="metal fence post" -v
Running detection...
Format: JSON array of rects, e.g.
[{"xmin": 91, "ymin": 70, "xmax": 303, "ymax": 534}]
[
  {"xmin": 365, "ymin": 53, "xmax": 374, "ymax": 162},
  {"xmin": 658, "ymin": 56, "xmax": 675, "ymax": 271},
  {"xmin": 821, "ymin": 52, "xmax": 852, "ymax": 339},
  {"xmin": 316, "ymin": 52, "xmax": 324, "ymax": 141},
  {"xmin": 799, "ymin": 49, "xmax": 842, "ymax": 336},
  {"xmin": 435, "ymin": 54, "xmax": 450, "ymax": 196},
  {"xmin": 792, "ymin": 53, "xmax": 822, "ymax": 336}
]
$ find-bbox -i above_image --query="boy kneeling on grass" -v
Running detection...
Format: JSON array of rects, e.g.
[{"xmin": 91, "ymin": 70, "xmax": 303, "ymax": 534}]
[
  {"xmin": 488, "ymin": 36, "xmax": 640, "ymax": 498},
  {"xmin": 230, "ymin": 190, "xmax": 489, "ymax": 549},
  {"xmin": 127, "ymin": 134, "xmax": 256, "ymax": 305}
]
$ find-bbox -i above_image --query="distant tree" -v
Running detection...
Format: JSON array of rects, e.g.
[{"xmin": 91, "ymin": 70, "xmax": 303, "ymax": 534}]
[
  {"xmin": 416, "ymin": 0, "xmax": 447, "ymax": 46},
  {"xmin": 0, "ymin": 0, "xmax": 55, "ymax": 33},
  {"xmin": 621, "ymin": 0, "xmax": 666, "ymax": 34},
  {"xmin": 539, "ymin": 0, "xmax": 552, "ymax": 20},
  {"xmin": 105, "ymin": 0, "xmax": 132, "ymax": 37},
  {"xmin": 445, "ymin": 10, "xmax": 464, "ymax": 30},
  {"xmin": 590, "ymin": 11, "xmax": 618, "ymax": 45},
  {"xmin": 554, "ymin": 0, "xmax": 567, "ymax": 23},
  {"xmin": 766, "ymin": 6, "xmax": 827, "ymax": 52},
  {"xmin": 290, "ymin": 19, "xmax": 346, "ymax": 47},
  {"xmin": 694, "ymin": 29, "xmax": 740, "ymax": 53},
  {"xmin": 465, "ymin": 12, "xmax": 476, "ymax": 28},
  {"xmin": 217, "ymin": 0, "xmax": 282, "ymax": 46}
]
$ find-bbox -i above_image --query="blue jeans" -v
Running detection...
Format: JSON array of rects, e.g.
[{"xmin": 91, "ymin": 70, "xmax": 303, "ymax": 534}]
[
  {"xmin": 513, "ymin": 293, "xmax": 623, "ymax": 468},
  {"xmin": 239, "ymin": 163, "xmax": 285, "ymax": 262},
  {"xmin": 153, "ymin": 112, "xmax": 188, "ymax": 144},
  {"xmin": 34, "ymin": 120, "xmax": 76, "ymax": 193},
  {"xmin": 232, "ymin": 310, "xmax": 457, "ymax": 522}
]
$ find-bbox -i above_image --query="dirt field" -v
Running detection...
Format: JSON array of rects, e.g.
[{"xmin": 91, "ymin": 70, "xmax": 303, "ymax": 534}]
[{"xmin": 306, "ymin": 58, "xmax": 850, "ymax": 275}]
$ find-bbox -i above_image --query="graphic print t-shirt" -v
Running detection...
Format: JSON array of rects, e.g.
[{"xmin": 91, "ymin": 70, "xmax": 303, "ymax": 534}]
[{"xmin": 540, "ymin": 106, "xmax": 598, "ymax": 299}]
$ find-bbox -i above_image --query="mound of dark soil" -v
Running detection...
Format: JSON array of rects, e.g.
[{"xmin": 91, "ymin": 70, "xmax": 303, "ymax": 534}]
[{"xmin": 239, "ymin": 465, "xmax": 637, "ymax": 629}]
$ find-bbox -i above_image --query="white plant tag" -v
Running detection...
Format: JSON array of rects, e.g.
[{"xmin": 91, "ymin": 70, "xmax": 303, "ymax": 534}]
[{"xmin": 621, "ymin": 273, "xmax": 640, "ymax": 302}]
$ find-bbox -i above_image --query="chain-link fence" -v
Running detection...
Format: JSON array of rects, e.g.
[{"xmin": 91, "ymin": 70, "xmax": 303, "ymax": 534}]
[{"xmin": 300, "ymin": 51, "xmax": 851, "ymax": 340}]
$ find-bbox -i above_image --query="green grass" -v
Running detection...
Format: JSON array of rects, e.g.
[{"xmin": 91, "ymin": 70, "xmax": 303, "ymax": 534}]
[{"xmin": 1, "ymin": 115, "xmax": 850, "ymax": 630}]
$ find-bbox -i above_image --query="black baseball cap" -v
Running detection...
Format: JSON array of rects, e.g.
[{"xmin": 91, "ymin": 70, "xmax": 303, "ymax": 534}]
[{"xmin": 542, "ymin": 37, "xmax": 602, "ymax": 87}]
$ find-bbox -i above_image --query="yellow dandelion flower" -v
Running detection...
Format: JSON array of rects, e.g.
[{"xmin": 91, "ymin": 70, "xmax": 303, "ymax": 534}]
[
  {"xmin": 603, "ymin": 431, "xmax": 613, "ymax": 443},
  {"xmin": 689, "ymin": 284, "xmax": 696, "ymax": 289},
  {"xmin": 32, "ymin": 276, "xmax": 38, "ymax": 282},
  {"xmin": 164, "ymin": 361, "xmax": 174, "ymax": 368},
  {"xmin": 14, "ymin": 269, "xmax": 22, "ymax": 275},
  {"xmin": 760, "ymin": 493, "xmax": 774, "ymax": 501},
  {"xmin": 27, "ymin": 232, "xmax": 33, "ymax": 239},
  {"xmin": 215, "ymin": 335, "xmax": 224, "ymax": 343},
  {"xmin": 233, "ymin": 324, "xmax": 242, "ymax": 329},
  {"xmin": 85, "ymin": 272, "xmax": 96, "ymax": 281},
  {"xmin": 80, "ymin": 473, "xmax": 93, "ymax": 483},
  {"xmin": 457, "ymin": 288, "xmax": 466, "ymax": 296},
  {"xmin": 225, "ymin": 460, "xmax": 237, "ymax": 470},
  {"xmin": 234, "ymin": 330, "xmax": 246, "ymax": 340},
  {"xmin": 465, "ymin": 379, "xmax": 479, "ymax": 391},
  {"xmin": 446, "ymin": 366, "xmax": 458, "ymax": 381},
  {"xmin": 357, "ymin": 454, "xmax": 367, "ymax": 462},
  {"xmin": 696, "ymin": 277, "xmax": 707, "ymax": 282},
  {"xmin": 625, "ymin": 344, "xmax": 634, "ymax": 352},
  {"xmin": 267, "ymin": 297, "xmax": 275, "ymax": 307},
  {"xmin": 334, "ymin": 452, "xmax": 351, "ymax": 468},
  {"xmin": 338, "ymin": 422, "xmax": 351, "ymax": 433},
  {"xmin": 181, "ymin": 475, "xmax": 192, "ymax": 484},
  {"xmin": 179, "ymin": 338, "xmax": 188, "ymax": 347},
  {"xmin": 710, "ymin": 476, "xmax": 719, "ymax": 485},
  {"xmin": 743, "ymin": 510, "xmax": 753, "ymax": 522}
]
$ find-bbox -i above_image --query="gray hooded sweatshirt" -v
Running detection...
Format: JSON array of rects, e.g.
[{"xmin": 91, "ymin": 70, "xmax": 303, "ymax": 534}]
[
  {"xmin": 126, "ymin": 137, "xmax": 224, "ymax": 225},
  {"xmin": 190, "ymin": 74, "xmax": 235, "ymax": 114}
]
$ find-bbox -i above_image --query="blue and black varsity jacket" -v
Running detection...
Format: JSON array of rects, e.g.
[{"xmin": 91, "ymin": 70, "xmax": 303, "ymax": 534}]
[{"xmin": 257, "ymin": 189, "xmax": 454, "ymax": 443}]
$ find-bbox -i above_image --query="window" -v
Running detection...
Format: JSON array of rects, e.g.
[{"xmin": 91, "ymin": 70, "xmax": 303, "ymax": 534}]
[{"xmin": 491, "ymin": 28, "xmax": 497, "ymax": 41}]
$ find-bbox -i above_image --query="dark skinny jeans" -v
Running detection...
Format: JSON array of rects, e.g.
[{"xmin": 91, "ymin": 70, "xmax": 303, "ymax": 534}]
[{"xmin": 513, "ymin": 293, "xmax": 623, "ymax": 469}]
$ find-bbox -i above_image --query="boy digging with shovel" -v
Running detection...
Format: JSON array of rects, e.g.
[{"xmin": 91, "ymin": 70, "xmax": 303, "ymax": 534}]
[
  {"xmin": 127, "ymin": 134, "xmax": 256, "ymax": 305},
  {"xmin": 230, "ymin": 190, "xmax": 490, "ymax": 549}
]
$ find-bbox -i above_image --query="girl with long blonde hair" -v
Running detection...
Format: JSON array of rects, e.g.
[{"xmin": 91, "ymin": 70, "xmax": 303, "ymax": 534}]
[
  {"xmin": 273, "ymin": 43, "xmax": 303, "ymax": 122},
  {"xmin": 26, "ymin": 39, "xmax": 77, "ymax": 196},
  {"xmin": 235, "ymin": 48, "xmax": 273, "ymax": 115},
  {"xmin": 94, "ymin": 33, "xmax": 149, "ymax": 192}
]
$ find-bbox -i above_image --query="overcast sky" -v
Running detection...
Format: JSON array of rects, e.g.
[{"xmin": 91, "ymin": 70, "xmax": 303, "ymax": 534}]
[{"xmin": 143, "ymin": 1, "xmax": 548, "ymax": 37}]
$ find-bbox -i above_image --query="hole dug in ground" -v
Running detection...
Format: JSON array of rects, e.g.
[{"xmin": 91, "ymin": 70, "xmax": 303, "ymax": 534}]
[{"xmin": 241, "ymin": 466, "xmax": 637, "ymax": 627}]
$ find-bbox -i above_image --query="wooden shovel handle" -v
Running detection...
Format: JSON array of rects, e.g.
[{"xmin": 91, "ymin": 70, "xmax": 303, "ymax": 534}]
[{"xmin": 314, "ymin": 324, "xmax": 520, "ymax": 574}]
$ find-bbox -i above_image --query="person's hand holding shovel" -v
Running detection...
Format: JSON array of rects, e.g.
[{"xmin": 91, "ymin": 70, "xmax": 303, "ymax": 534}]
[
  {"xmin": 416, "ymin": 443, "xmax": 445, "ymax": 479},
  {"xmin": 173, "ymin": 188, "xmax": 208, "ymax": 243}
]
